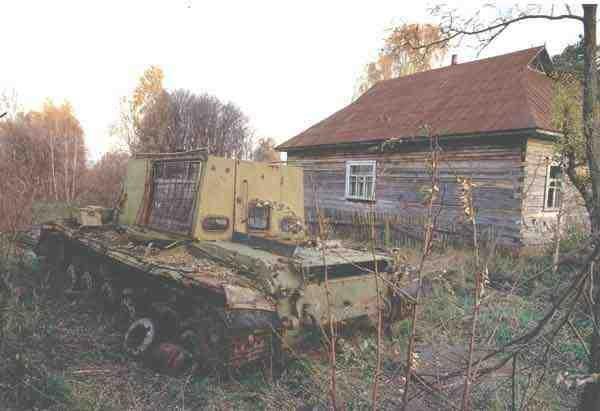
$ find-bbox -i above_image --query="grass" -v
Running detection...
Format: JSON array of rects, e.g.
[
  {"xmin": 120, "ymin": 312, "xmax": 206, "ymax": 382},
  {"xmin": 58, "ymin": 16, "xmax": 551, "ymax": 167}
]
[
  {"xmin": 0, "ymin": 235, "xmax": 594, "ymax": 410},
  {"xmin": 0, "ymin": 248, "xmax": 329, "ymax": 410}
]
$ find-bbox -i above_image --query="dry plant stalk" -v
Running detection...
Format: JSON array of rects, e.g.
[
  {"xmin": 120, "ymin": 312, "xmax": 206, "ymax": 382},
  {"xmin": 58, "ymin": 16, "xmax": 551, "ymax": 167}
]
[
  {"xmin": 458, "ymin": 176, "xmax": 484, "ymax": 411},
  {"xmin": 400, "ymin": 136, "xmax": 441, "ymax": 411},
  {"xmin": 313, "ymin": 180, "xmax": 339, "ymax": 410},
  {"xmin": 368, "ymin": 190, "xmax": 383, "ymax": 410},
  {"xmin": 552, "ymin": 163, "xmax": 566, "ymax": 275},
  {"xmin": 402, "ymin": 153, "xmax": 599, "ymax": 408}
]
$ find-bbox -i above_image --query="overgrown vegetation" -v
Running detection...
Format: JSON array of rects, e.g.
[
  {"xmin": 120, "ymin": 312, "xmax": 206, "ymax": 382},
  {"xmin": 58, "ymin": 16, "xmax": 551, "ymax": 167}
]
[{"xmin": 0, "ymin": 227, "xmax": 593, "ymax": 410}]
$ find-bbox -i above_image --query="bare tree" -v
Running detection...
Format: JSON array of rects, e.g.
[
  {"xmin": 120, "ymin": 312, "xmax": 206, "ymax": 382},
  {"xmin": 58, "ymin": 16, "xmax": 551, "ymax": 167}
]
[
  {"xmin": 0, "ymin": 89, "xmax": 21, "ymax": 120},
  {"xmin": 34, "ymin": 101, "xmax": 86, "ymax": 203},
  {"xmin": 79, "ymin": 150, "xmax": 130, "ymax": 208},
  {"xmin": 0, "ymin": 97, "xmax": 87, "ymax": 234},
  {"xmin": 113, "ymin": 67, "xmax": 253, "ymax": 158}
]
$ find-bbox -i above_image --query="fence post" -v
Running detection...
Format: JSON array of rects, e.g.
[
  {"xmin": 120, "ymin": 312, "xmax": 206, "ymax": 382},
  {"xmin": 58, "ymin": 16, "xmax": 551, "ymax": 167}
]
[{"xmin": 384, "ymin": 219, "xmax": 391, "ymax": 248}]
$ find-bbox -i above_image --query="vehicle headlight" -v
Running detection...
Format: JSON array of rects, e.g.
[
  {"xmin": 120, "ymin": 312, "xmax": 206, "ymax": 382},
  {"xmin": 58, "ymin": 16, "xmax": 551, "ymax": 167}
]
[{"xmin": 202, "ymin": 216, "xmax": 230, "ymax": 231}]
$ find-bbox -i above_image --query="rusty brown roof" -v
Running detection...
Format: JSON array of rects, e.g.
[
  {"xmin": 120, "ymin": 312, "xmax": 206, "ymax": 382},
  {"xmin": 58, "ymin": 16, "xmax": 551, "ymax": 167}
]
[{"xmin": 278, "ymin": 46, "xmax": 556, "ymax": 151}]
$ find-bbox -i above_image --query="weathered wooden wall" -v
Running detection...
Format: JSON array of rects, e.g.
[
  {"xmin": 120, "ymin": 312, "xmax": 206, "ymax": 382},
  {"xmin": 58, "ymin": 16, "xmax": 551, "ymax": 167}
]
[
  {"xmin": 521, "ymin": 138, "xmax": 589, "ymax": 247},
  {"xmin": 288, "ymin": 136, "xmax": 526, "ymax": 248}
]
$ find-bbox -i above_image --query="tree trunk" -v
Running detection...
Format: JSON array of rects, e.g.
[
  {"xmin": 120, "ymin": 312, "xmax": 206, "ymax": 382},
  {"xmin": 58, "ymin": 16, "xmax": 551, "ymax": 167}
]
[
  {"xmin": 580, "ymin": 4, "xmax": 600, "ymax": 411},
  {"xmin": 64, "ymin": 133, "xmax": 70, "ymax": 202},
  {"xmin": 71, "ymin": 136, "xmax": 78, "ymax": 201},
  {"xmin": 50, "ymin": 133, "xmax": 58, "ymax": 201}
]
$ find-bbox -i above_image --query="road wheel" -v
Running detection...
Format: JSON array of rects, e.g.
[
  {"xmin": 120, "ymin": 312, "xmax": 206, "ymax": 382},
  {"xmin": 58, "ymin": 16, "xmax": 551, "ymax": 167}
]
[
  {"xmin": 124, "ymin": 318, "xmax": 157, "ymax": 357},
  {"xmin": 179, "ymin": 316, "xmax": 225, "ymax": 373},
  {"xmin": 80, "ymin": 266, "xmax": 99, "ymax": 294},
  {"xmin": 64, "ymin": 263, "xmax": 78, "ymax": 291},
  {"xmin": 38, "ymin": 235, "xmax": 68, "ymax": 290},
  {"xmin": 64, "ymin": 255, "xmax": 85, "ymax": 292},
  {"xmin": 149, "ymin": 343, "xmax": 191, "ymax": 376},
  {"xmin": 100, "ymin": 280, "xmax": 118, "ymax": 307},
  {"xmin": 151, "ymin": 304, "xmax": 180, "ymax": 340},
  {"xmin": 97, "ymin": 263, "xmax": 119, "ymax": 308}
]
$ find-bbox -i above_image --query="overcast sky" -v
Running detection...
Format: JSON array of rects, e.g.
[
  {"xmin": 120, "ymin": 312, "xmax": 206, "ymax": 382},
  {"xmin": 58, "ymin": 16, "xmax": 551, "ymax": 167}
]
[{"xmin": 1, "ymin": 1, "xmax": 587, "ymax": 160}]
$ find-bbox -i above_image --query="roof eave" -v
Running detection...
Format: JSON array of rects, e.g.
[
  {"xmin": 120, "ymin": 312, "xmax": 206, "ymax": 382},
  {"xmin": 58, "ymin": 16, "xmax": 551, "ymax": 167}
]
[{"xmin": 279, "ymin": 128, "xmax": 562, "ymax": 153}]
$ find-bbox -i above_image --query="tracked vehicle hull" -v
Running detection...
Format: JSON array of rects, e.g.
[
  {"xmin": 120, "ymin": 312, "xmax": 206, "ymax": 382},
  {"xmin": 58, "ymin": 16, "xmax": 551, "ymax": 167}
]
[{"xmin": 37, "ymin": 221, "xmax": 282, "ymax": 374}]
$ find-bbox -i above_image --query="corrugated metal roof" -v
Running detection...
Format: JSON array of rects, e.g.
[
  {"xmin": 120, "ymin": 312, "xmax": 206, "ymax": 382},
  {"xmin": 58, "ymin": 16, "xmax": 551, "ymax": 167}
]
[{"xmin": 278, "ymin": 46, "xmax": 556, "ymax": 151}]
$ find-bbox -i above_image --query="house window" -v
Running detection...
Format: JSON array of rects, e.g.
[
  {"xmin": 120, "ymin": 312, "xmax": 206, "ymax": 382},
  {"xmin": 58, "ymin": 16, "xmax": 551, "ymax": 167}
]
[
  {"xmin": 544, "ymin": 164, "xmax": 562, "ymax": 210},
  {"xmin": 345, "ymin": 160, "xmax": 376, "ymax": 201}
]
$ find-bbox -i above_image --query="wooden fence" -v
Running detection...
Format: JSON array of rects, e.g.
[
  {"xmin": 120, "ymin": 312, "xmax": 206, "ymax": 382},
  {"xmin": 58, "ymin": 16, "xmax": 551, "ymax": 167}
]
[{"xmin": 305, "ymin": 207, "xmax": 506, "ymax": 250}]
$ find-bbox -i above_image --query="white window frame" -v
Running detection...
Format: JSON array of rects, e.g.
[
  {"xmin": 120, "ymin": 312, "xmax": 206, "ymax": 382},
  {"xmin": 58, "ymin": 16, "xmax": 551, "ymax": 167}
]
[
  {"xmin": 543, "ymin": 163, "xmax": 562, "ymax": 211},
  {"xmin": 345, "ymin": 160, "xmax": 376, "ymax": 201}
]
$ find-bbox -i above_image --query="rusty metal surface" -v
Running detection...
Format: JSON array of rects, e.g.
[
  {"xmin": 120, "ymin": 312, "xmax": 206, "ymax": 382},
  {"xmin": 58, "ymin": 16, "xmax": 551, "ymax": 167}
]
[
  {"xmin": 228, "ymin": 331, "xmax": 270, "ymax": 368},
  {"xmin": 41, "ymin": 221, "xmax": 275, "ymax": 307},
  {"xmin": 177, "ymin": 311, "xmax": 275, "ymax": 370},
  {"xmin": 223, "ymin": 284, "xmax": 276, "ymax": 311},
  {"xmin": 292, "ymin": 241, "xmax": 388, "ymax": 270},
  {"xmin": 278, "ymin": 46, "xmax": 555, "ymax": 150},
  {"xmin": 150, "ymin": 343, "xmax": 190, "ymax": 375}
]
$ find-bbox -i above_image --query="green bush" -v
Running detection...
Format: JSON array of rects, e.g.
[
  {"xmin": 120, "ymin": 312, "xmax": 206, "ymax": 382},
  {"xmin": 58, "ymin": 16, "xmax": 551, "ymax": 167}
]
[{"xmin": 559, "ymin": 224, "xmax": 589, "ymax": 254}]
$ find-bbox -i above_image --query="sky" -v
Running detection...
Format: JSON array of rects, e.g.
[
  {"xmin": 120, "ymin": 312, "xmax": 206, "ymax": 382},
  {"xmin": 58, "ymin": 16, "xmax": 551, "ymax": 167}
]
[{"xmin": 0, "ymin": 1, "xmax": 588, "ymax": 161}]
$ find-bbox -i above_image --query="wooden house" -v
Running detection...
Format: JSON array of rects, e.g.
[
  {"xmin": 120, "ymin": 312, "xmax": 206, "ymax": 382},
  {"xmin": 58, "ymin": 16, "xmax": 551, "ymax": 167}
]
[{"xmin": 277, "ymin": 47, "xmax": 588, "ymax": 249}]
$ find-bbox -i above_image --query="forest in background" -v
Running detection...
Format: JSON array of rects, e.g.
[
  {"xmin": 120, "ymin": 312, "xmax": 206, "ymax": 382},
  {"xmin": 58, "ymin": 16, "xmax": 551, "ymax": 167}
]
[{"xmin": 0, "ymin": 65, "xmax": 281, "ymax": 233}]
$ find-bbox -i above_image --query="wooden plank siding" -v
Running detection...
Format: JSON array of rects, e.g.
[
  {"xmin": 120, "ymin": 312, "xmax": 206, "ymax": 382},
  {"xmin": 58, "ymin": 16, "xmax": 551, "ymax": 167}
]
[
  {"xmin": 521, "ymin": 138, "xmax": 589, "ymax": 246},
  {"xmin": 288, "ymin": 135, "xmax": 590, "ymax": 249},
  {"xmin": 288, "ymin": 136, "xmax": 526, "ymax": 249}
]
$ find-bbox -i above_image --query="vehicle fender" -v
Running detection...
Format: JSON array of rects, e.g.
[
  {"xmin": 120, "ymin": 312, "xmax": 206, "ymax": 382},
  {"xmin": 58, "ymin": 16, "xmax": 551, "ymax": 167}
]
[{"xmin": 222, "ymin": 284, "xmax": 276, "ymax": 312}]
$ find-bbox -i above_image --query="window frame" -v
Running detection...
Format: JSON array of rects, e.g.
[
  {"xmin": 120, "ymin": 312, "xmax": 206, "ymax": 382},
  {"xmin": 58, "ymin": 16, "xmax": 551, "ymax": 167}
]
[
  {"xmin": 247, "ymin": 201, "xmax": 271, "ymax": 231},
  {"xmin": 543, "ymin": 163, "xmax": 562, "ymax": 211},
  {"xmin": 345, "ymin": 160, "xmax": 376, "ymax": 202}
]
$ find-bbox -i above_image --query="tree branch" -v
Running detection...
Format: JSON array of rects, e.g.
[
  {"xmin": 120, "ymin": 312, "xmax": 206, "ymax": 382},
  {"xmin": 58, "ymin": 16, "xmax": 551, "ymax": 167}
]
[{"xmin": 399, "ymin": 11, "xmax": 583, "ymax": 54}]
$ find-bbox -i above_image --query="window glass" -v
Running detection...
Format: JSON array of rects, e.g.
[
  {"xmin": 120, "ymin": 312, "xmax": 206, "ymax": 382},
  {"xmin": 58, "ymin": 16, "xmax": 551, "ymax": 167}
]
[
  {"xmin": 549, "ymin": 165, "xmax": 561, "ymax": 179},
  {"xmin": 545, "ymin": 165, "xmax": 562, "ymax": 210},
  {"xmin": 345, "ymin": 161, "xmax": 376, "ymax": 201}
]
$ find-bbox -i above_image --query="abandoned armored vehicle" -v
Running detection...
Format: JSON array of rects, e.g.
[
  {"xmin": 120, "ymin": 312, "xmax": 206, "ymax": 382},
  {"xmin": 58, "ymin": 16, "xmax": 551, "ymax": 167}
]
[{"xmin": 36, "ymin": 149, "xmax": 402, "ymax": 373}]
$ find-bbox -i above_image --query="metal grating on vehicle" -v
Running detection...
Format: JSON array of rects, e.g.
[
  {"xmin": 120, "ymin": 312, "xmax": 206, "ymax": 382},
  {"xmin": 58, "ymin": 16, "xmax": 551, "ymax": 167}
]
[{"xmin": 148, "ymin": 160, "xmax": 201, "ymax": 234}]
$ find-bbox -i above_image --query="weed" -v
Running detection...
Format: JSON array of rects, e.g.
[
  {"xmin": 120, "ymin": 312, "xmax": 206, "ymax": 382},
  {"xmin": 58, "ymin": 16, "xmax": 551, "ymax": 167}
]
[{"xmin": 0, "ymin": 234, "xmax": 593, "ymax": 409}]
